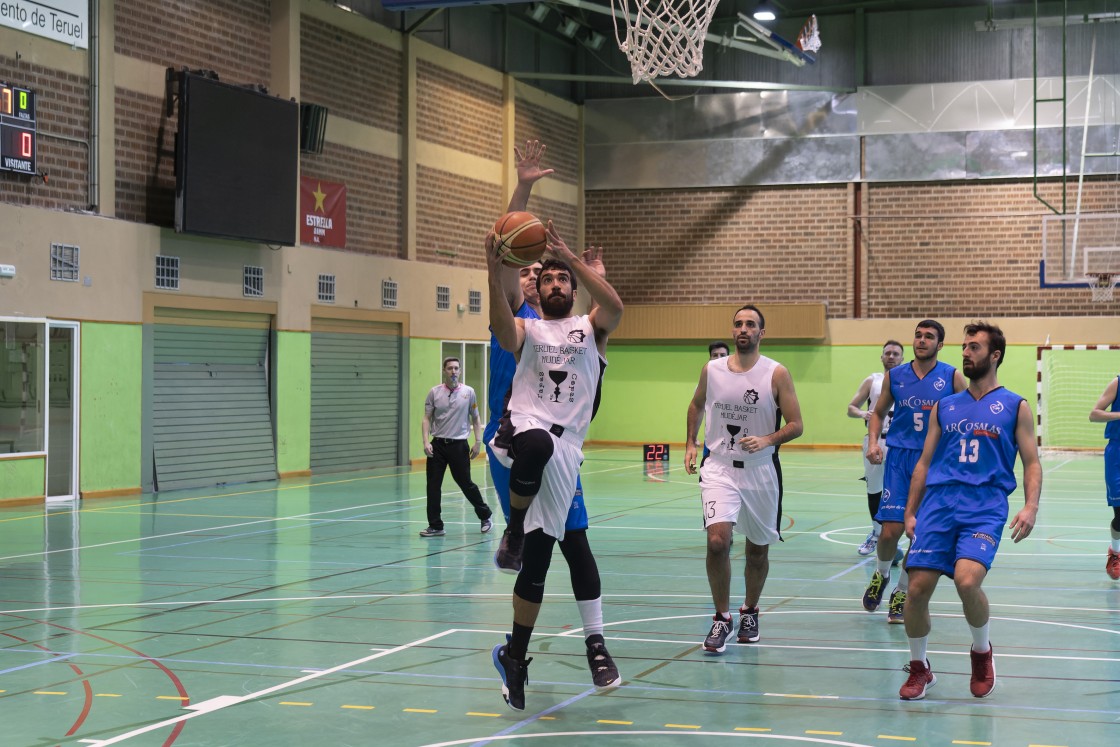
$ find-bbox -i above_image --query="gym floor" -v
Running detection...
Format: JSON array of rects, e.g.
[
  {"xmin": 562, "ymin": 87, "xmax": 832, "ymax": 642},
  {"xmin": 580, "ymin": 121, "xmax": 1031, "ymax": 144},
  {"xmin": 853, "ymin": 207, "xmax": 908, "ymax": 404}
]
[{"xmin": 0, "ymin": 447, "xmax": 1116, "ymax": 747}]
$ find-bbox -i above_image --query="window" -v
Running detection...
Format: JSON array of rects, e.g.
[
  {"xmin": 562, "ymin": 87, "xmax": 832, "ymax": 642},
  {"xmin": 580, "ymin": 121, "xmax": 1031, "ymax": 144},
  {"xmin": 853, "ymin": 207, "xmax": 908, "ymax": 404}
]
[
  {"xmin": 382, "ymin": 278, "xmax": 398, "ymax": 309},
  {"xmin": 469, "ymin": 289, "xmax": 482, "ymax": 314},
  {"xmin": 50, "ymin": 243, "xmax": 79, "ymax": 282},
  {"xmin": 318, "ymin": 273, "xmax": 335, "ymax": 303},
  {"xmin": 440, "ymin": 340, "xmax": 489, "ymax": 422},
  {"xmin": 0, "ymin": 320, "xmax": 46, "ymax": 455},
  {"xmin": 155, "ymin": 255, "xmax": 180, "ymax": 290},
  {"xmin": 243, "ymin": 265, "xmax": 264, "ymax": 298},
  {"xmin": 436, "ymin": 285, "xmax": 450, "ymax": 311}
]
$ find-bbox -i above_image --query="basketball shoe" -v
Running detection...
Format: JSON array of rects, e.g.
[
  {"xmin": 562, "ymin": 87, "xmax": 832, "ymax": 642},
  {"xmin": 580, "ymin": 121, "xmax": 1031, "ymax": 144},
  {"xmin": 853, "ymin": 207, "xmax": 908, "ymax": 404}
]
[
  {"xmin": 1106, "ymin": 547, "xmax": 1120, "ymax": 580},
  {"xmin": 737, "ymin": 607, "xmax": 760, "ymax": 643},
  {"xmin": 969, "ymin": 645, "xmax": 996, "ymax": 698},
  {"xmin": 703, "ymin": 615, "xmax": 733, "ymax": 653},
  {"xmin": 857, "ymin": 530, "xmax": 879, "ymax": 556},
  {"xmin": 899, "ymin": 659, "xmax": 936, "ymax": 700},
  {"xmin": 492, "ymin": 637, "xmax": 532, "ymax": 711},
  {"xmin": 586, "ymin": 641, "xmax": 621, "ymax": 688},
  {"xmin": 863, "ymin": 571, "xmax": 888, "ymax": 612},
  {"xmin": 887, "ymin": 589, "xmax": 906, "ymax": 624}
]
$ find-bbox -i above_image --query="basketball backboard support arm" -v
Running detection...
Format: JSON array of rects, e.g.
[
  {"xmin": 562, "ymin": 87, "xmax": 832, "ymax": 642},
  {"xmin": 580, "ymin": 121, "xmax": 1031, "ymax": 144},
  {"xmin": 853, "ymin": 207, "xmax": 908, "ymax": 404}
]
[{"xmin": 733, "ymin": 13, "xmax": 816, "ymax": 66}]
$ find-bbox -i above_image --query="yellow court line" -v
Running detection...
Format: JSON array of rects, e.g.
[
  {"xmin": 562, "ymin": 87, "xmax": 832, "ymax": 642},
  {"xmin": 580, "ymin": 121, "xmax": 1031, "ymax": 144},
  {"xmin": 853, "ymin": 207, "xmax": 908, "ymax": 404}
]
[
  {"xmin": 279, "ymin": 702, "xmax": 313, "ymax": 707},
  {"xmin": 95, "ymin": 693, "xmax": 123, "ymax": 697},
  {"xmin": 807, "ymin": 731, "xmax": 843, "ymax": 736},
  {"xmin": 665, "ymin": 724, "xmax": 701, "ymax": 730},
  {"xmin": 539, "ymin": 716, "xmax": 556, "ymax": 721},
  {"xmin": 467, "ymin": 712, "xmax": 501, "ymax": 718},
  {"xmin": 598, "ymin": 720, "xmax": 634, "ymax": 725},
  {"xmin": 952, "ymin": 741, "xmax": 992, "ymax": 746},
  {"xmin": 34, "ymin": 691, "xmax": 66, "ymax": 695},
  {"xmin": 341, "ymin": 705, "xmax": 375, "ymax": 710},
  {"xmin": 156, "ymin": 696, "xmax": 188, "ymax": 701},
  {"xmin": 404, "ymin": 708, "xmax": 437, "ymax": 713},
  {"xmin": 878, "ymin": 737, "xmax": 917, "ymax": 742},
  {"xmin": 764, "ymin": 693, "xmax": 839, "ymax": 699},
  {"xmin": 1027, "ymin": 744, "xmax": 1068, "ymax": 747},
  {"xmin": 735, "ymin": 728, "xmax": 772, "ymax": 732}
]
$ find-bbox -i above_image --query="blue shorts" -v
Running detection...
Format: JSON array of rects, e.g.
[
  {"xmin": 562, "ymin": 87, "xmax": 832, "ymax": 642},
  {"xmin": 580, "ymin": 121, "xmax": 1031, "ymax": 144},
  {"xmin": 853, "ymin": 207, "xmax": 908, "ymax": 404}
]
[
  {"xmin": 876, "ymin": 446, "xmax": 921, "ymax": 523},
  {"xmin": 1106, "ymin": 439, "xmax": 1120, "ymax": 506},
  {"xmin": 484, "ymin": 420, "xmax": 588, "ymax": 530},
  {"xmin": 907, "ymin": 484, "xmax": 1008, "ymax": 577}
]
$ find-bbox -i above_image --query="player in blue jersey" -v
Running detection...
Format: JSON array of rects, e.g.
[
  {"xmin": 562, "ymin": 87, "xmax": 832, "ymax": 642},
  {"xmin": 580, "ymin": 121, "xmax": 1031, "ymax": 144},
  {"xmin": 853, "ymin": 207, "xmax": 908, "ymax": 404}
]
[
  {"xmin": 1089, "ymin": 376, "xmax": 1120, "ymax": 580},
  {"xmin": 898, "ymin": 322, "xmax": 1040, "ymax": 700},
  {"xmin": 864, "ymin": 321, "xmax": 966, "ymax": 622},
  {"xmin": 483, "ymin": 141, "xmax": 619, "ymax": 702}
]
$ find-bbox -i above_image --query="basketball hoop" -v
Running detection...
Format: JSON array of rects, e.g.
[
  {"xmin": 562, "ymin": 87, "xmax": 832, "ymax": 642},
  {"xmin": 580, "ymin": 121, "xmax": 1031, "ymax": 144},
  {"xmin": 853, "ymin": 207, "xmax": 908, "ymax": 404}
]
[
  {"xmin": 1089, "ymin": 273, "xmax": 1117, "ymax": 303},
  {"xmin": 797, "ymin": 15, "xmax": 821, "ymax": 53},
  {"xmin": 610, "ymin": 0, "xmax": 721, "ymax": 83}
]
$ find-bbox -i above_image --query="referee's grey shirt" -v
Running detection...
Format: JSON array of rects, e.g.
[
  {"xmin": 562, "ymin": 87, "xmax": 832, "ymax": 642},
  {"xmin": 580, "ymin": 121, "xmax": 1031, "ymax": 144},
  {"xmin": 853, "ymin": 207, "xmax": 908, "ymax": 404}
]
[{"xmin": 424, "ymin": 384, "xmax": 479, "ymax": 440}]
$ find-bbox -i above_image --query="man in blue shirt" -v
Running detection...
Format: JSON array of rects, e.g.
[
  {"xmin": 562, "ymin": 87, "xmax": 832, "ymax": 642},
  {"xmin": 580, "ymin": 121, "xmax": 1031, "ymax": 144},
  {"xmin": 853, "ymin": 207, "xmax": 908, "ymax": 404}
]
[
  {"xmin": 898, "ymin": 322, "xmax": 1041, "ymax": 701},
  {"xmin": 1089, "ymin": 375, "xmax": 1120, "ymax": 580}
]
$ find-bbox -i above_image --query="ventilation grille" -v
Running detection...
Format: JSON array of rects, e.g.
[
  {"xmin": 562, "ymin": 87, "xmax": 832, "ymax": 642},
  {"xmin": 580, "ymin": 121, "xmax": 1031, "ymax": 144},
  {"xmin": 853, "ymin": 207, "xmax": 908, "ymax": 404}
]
[
  {"xmin": 50, "ymin": 243, "xmax": 79, "ymax": 282},
  {"xmin": 318, "ymin": 273, "xmax": 335, "ymax": 303},
  {"xmin": 436, "ymin": 285, "xmax": 450, "ymax": 311},
  {"xmin": 469, "ymin": 289, "xmax": 482, "ymax": 314},
  {"xmin": 155, "ymin": 255, "xmax": 180, "ymax": 290},
  {"xmin": 382, "ymin": 278, "xmax": 398, "ymax": 309},
  {"xmin": 243, "ymin": 265, "xmax": 264, "ymax": 298}
]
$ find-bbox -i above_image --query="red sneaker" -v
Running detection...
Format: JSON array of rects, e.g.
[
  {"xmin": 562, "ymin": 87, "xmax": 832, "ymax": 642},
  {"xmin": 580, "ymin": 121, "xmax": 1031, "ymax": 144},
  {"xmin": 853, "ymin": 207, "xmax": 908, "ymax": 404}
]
[
  {"xmin": 969, "ymin": 645, "xmax": 996, "ymax": 698},
  {"xmin": 899, "ymin": 659, "xmax": 936, "ymax": 700},
  {"xmin": 1106, "ymin": 548, "xmax": 1120, "ymax": 580}
]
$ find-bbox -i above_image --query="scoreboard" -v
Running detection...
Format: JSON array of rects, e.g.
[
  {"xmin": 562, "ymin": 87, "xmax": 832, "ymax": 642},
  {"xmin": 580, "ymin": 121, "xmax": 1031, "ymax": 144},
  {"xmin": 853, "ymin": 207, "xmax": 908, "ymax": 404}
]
[{"xmin": 0, "ymin": 84, "xmax": 36, "ymax": 175}]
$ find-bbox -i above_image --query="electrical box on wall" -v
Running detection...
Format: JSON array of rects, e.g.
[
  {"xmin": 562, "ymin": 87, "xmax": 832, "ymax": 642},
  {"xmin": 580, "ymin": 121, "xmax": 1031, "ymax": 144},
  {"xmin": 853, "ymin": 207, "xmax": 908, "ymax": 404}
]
[{"xmin": 0, "ymin": 264, "xmax": 16, "ymax": 278}]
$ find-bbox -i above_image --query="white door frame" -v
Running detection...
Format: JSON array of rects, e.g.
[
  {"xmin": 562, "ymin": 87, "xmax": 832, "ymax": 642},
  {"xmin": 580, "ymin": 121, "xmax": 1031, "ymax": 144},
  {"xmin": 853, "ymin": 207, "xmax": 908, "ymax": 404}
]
[{"xmin": 46, "ymin": 320, "xmax": 80, "ymax": 503}]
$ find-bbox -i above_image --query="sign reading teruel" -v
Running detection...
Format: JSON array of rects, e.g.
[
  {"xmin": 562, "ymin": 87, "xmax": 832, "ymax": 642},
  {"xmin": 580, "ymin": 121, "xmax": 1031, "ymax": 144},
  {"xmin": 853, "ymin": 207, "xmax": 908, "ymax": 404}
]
[
  {"xmin": 1, "ymin": 0, "xmax": 88, "ymax": 49},
  {"xmin": 300, "ymin": 177, "xmax": 347, "ymax": 248}
]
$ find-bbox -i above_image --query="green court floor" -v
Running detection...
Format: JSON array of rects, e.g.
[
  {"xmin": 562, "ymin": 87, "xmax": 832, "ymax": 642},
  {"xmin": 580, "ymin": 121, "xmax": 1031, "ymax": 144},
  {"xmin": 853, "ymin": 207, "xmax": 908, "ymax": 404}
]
[{"xmin": 1, "ymin": 447, "xmax": 1117, "ymax": 746}]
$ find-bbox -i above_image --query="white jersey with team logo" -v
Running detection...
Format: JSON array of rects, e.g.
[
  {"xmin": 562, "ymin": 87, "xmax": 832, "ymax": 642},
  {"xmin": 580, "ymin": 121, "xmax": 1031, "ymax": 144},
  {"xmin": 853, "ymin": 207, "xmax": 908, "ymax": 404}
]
[
  {"xmin": 507, "ymin": 314, "xmax": 604, "ymax": 447},
  {"xmin": 868, "ymin": 372, "xmax": 893, "ymax": 436},
  {"xmin": 703, "ymin": 355, "xmax": 780, "ymax": 464}
]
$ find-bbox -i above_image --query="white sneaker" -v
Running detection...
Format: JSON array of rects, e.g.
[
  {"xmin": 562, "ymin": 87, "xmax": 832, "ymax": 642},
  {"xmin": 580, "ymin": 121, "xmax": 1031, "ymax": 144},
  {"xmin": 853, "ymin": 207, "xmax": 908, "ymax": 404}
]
[{"xmin": 857, "ymin": 531, "xmax": 879, "ymax": 556}]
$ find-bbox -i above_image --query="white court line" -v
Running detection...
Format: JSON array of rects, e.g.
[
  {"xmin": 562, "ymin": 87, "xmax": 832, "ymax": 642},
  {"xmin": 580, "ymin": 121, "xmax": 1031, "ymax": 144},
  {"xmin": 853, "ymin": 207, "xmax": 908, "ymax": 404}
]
[
  {"xmin": 83, "ymin": 629, "xmax": 457, "ymax": 746},
  {"xmin": 447, "ymin": 732, "xmax": 875, "ymax": 747}
]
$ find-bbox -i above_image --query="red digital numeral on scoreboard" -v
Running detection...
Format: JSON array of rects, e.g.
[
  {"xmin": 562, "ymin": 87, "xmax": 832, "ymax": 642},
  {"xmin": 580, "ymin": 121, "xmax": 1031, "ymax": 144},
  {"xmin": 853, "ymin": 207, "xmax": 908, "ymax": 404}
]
[{"xmin": 20, "ymin": 131, "xmax": 32, "ymax": 158}]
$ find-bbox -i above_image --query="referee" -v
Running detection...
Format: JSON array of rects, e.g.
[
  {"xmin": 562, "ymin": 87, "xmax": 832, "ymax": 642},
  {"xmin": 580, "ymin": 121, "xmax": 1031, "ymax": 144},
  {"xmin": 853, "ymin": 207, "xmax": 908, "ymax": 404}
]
[{"xmin": 420, "ymin": 357, "xmax": 494, "ymax": 537}]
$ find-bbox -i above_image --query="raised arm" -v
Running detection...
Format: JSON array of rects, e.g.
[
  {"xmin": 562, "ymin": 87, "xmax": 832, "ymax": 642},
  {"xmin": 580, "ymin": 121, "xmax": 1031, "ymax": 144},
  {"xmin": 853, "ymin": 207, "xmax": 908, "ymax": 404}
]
[
  {"xmin": 1090, "ymin": 378, "xmax": 1120, "ymax": 423},
  {"xmin": 847, "ymin": 376, "xmax": 874, "ymax": 420},
  {"xmin": 904, "ymin": 400, "xmax": 942, "ymax": 540},
  {"xmin": 543, "ymin": 221, "xmax": 623, "ymax": 350},
  {"xmin": 684, "ymin": 364, "xmax": 709, "ymax": 475},
  {"xmin": 486, "ymin": 232, "xmax": 525, "ymax": 354},
  {"xmin": 1009, "ymin": 399, "xmax": 1041, "ymax": 542},
  {"xmin": 499, "ymin": 140, "xmax": 553, "ymax": 313}
]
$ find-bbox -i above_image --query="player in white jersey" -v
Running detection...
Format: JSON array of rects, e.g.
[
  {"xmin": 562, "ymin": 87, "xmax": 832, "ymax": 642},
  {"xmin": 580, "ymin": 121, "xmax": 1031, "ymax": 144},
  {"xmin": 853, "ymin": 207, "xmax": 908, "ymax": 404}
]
[
  {"xmin": 847, "ymin": 340, "xmax": 904, "ymax": 556},
  {"xmin": 685, "ymin": 305, "xmax": 804, "ymax": 653},
  {"xmin": 486, "ymin": 222, "xmax": 624, "ymax": 711}
]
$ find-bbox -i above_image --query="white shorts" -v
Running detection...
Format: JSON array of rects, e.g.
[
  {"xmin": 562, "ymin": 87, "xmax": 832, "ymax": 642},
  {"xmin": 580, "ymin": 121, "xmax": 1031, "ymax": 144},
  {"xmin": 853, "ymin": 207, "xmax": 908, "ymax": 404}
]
[
  {"xmin": 862, "ymin": 434, "xmax": 887, "ymax": 494},
  {"xmin": 522, "ymin": 431, "xmax": 584, "ymax": 542},
  {"xmin": 699, "ymin": 457, "xmax": 781, "ymax": 546}
]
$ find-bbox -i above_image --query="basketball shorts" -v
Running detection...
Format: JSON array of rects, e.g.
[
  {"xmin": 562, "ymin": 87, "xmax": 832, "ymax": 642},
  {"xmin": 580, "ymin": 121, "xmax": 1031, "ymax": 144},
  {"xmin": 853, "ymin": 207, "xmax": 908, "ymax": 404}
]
[
  {"xmin": 484, "ymin": 419, "xmax": 588, "ymax": 531},
  {"xmin": 876, "ymin": 446, "xmax": 921, "ymax": 523},
  {"xmin": 519, "ymin": 430, "xmax": 584, "ymax": 542},
  {"xmin": 699, "ymin": 457, "xmax": 781, "ymax": 546},
  {"xmin": 862, "ymin": 433, "xmax": 887, "ymax": 494},
  {"xmin": 1106, "ymin": 439, "xmax": 1120, "ymax": 506},
  {"xmin": 906, "ymin": 483, "xmax": 1008, "ymax": 576}
]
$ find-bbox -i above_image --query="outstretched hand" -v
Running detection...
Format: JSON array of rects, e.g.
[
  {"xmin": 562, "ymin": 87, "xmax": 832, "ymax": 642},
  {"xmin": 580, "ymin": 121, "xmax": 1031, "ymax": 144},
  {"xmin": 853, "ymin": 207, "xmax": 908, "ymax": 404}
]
[
  {"xmin": 515, "ymin": 140, "xmax": 555, "ymax": 187},
  {"xmin": 582, "ymin": 245, "xmax": 606, "ymax": 278},
  {"xmin": 544, "ymin": 220, "xmax": 577, "ymax": 263},
  {"xmin": 484, "ymin": 231, "xmax": 505, "ymax": 274}
]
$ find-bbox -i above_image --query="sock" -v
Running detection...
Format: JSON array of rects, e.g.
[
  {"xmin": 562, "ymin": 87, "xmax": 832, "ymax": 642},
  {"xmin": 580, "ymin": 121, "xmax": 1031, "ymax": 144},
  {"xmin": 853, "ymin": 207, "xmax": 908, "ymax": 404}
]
[
  {"xmin": 577, "ymin": 598, "xmax": 604, "ymax": 639},
  {"xmin": 876, "ymin": 559, "xmax": 893, "ymax": 578},
  {"xmin": 714, "ymin": 610, "xmax": 731, "ymax": 621},
  {"xmin": 908, "ymin": 635, "xmax": 928, "ymax": 663},
  {"xmin": 873, "ymin": 520, "xmax": 883, "ymax": 537},
  {"xmin": 508, "ymin": 622, "xmax": 533, "ymax": 660},
  {"xmin": 1112, "ymin": 539, "xmax": 1120, "ymax": 553},
  {"xmin": 509, "ymin": 506, "xmax": 527, "ymax": 534},
  {"xmin": 1111, "ymin": 521, "xmax": 1120, "ymax": 552},
  {"xmin": 895, "ymin": 566, "xmax": 909, "ymax": 593},
  {"xmin": 739, "ymin": 605, "xmax": 757, "ymax": 614},
  {"xmin": 970, "ymin": 622, "xmax": 991, "ymax": 653}
]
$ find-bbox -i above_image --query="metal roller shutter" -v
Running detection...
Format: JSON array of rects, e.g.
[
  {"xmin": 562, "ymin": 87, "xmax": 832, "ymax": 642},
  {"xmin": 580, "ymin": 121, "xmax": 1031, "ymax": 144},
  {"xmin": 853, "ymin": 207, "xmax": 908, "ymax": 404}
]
[
  {"xmin": 310, "ymin": 317, "xmax": 402, "ymax": 472},
  {"xmin": 152, "ymin": 308, "xmax": 277, "ymax": 490}
]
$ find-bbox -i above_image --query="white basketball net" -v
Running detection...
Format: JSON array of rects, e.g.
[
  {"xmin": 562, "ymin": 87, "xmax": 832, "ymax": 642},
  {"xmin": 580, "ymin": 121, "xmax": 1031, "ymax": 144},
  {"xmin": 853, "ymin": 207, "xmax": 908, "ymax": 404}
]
[
  {"xmin": 611, "ymin": 0, "xmax": 721, "ymax": 84},
  {"xmin": 1089, "ymin": 273, "xmax": 1117, "ymax": 303}
]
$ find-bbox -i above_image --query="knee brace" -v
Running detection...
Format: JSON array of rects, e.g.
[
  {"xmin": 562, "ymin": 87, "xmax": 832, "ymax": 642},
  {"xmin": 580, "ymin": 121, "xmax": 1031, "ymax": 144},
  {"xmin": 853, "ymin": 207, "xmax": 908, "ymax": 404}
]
[
  {"xmin": 513, "ymin": 529, "xmax": 556, "ymax": 603},
  {"xmin": 509, "ymin": 429, "xmax": 554, "ymax": 497},
  {"xmin": 1111, "ymin": 508, "xmax": 1120, "ymax": 533},
  {"xmin": 559, "ymin": 529, "xmax": 601, "ymax": 601}
]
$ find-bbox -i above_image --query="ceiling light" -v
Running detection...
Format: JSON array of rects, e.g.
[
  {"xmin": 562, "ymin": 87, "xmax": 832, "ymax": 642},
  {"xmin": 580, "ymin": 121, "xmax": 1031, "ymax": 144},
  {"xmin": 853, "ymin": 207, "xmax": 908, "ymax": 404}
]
[
  {"xmin": 526, "ymin": 3, "xmax": 549, "ymax": 24},
  {"xmin": 753, "ymin": 2, "xmax": 776, "ymax": 22},
  {"xmin": 581, "ymin": 29, "xmax": 607, "ymax": 52},
  {"xmin": 557, "ymin": 17, "xmax": 580, "ymax": 38}
]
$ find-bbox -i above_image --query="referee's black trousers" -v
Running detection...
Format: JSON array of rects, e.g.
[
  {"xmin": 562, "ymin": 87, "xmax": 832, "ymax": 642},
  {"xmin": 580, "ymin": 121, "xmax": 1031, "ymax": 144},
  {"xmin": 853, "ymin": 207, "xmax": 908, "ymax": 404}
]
[{"xmin": 426, "ymin": 438, "xmax": 492, "ymax": 530}]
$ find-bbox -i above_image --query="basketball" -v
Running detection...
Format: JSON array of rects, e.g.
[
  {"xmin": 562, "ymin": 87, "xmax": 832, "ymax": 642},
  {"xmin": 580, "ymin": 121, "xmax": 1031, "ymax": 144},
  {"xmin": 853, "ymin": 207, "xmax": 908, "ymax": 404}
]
[{"xmin": 493, "ymin": 211, "xmax": 547, "ymax": 267}]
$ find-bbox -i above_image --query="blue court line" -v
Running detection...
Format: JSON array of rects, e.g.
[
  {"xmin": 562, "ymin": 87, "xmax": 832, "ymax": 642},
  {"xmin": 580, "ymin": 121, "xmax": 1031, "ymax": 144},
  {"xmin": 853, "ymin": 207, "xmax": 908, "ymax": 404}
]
[
  {"xmin": 470, "ymin": 686, "xmax": 602, "ymax": 747},
  {"xmin": 0, "ymin": 652, "xmax": 76, "ymax": 675}
]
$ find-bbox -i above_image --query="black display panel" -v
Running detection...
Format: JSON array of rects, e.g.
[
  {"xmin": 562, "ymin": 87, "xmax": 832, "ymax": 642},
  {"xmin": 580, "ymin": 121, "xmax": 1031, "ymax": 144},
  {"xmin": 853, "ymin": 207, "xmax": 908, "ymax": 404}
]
[
  {"xmin": 0, "ymin": 84, "xmax": 35, "ymax": 175},
  {"xmin": 175, "ymin": 73, "xmax": 298, "ymax": 245}
]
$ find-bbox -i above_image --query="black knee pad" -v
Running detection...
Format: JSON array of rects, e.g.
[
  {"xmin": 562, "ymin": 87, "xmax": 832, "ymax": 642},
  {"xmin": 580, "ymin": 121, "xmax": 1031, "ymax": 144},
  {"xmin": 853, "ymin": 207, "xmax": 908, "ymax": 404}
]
[
  {"xmin": 1111, "ymin": 509, "xmax": 1120, "ymax": 533},
  {"xmin": 559, "ymin": 530, "xmax": 601, "ymax": 601},
  {"xmin": 513, "ymin": 529, "xmax": 556, "ymax": 603},
  {"xmin": 509, "ymin": 429, "xmax": 554, "ymax": 497}
]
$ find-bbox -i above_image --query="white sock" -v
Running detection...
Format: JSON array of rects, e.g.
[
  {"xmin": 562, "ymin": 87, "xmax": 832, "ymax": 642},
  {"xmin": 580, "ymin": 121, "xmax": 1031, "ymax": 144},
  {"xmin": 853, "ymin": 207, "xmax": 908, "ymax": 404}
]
[
  {"xmin": 577, "ymin": 598, "xmax": 604, "ymax": 638},
  {"xmin": 872, "ymin": 522, "xmax": 882, "ymax": 537},
  {"xmin": 1112, "ymin": 538, "xmax": 1120, "ymax": 553},
  {"xmin": 876, "ymin": 559, "xmax": 893, "ymax": 578},
  {"xmin": 970, "ymin": 622, "xmax": 991, "ymax": 653},
  {"xmin": 1110, "ymin": 525, "xmax": 1120, "ymax": 552},
  {"xmin": 895, "ymin": 566, "xmax": 909, "ymax": 593},
  {"xmin": 908, "ymin": 635, "xmax": 928, "ymax": 663}
]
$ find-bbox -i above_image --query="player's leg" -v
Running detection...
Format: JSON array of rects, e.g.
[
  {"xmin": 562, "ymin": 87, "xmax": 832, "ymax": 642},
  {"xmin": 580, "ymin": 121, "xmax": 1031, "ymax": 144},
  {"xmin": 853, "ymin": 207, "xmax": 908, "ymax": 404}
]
[
  {"xmin": 865, "ymin": 447, "xmax": 916, "ymax": 611},
  {"xmin": 557, "ymin": 530, "xmax": 621, "ymax": 688},
  {"xmin": 484, "ymin": 419, "xmax": 513, "ymax": 521},
  {"xmin": 422, "ymin": 442, "xmax": 449, "ymax": 536},
  {"xmin": 495, "ymin": 428, "xmax": 553, "ymax": 572},
  {"xmin": 494, "ymin": 529, "xmax": 556, "ymax": 711},
  {"xmin": 1105, "ymin": 440, "xmax": 1120, "ymax": 579},
  {"xmin": 444, "ymin": 439, "xmax": 493, "ymax": 528},
  {"xmin": 699, "ymin": 460, "xmax": 740, "ymax": 653},
  {"xmin": 859, "ymin": 433, "xmax": 883, "ymax": 556},
  {"xmin": 899, "ymin": 567, "xmax": 940, "ymax": 700},
  {"xmin": 951, "ymin": 500, "xmax": 1004, "ymax": 698},
  {"xmin": 738, "ymin": 540, "xmax": 768, "ymax": 643},
  {"xmin": 735, "ymin": 458, "xmax": 780, "ymax": 643}
]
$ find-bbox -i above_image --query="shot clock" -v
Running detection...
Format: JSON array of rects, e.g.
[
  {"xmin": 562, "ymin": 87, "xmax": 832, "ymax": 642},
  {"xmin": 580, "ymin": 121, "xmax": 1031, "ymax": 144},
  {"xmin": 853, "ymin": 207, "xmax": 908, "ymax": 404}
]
[
  {"xmin": 0, "ymin": 84, "xmax": 36, "ymax": 175},
  {"xmin": 643, "ymin": 443, "xmax": 670, "ymax": 461}
]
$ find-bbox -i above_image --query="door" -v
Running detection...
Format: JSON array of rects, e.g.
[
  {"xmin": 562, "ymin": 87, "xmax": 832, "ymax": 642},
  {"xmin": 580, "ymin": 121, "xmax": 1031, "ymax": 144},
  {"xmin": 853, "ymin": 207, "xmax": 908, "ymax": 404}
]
[{"xmin": 46, "ymin": 322, "xmax": 79, "ymax": 502}]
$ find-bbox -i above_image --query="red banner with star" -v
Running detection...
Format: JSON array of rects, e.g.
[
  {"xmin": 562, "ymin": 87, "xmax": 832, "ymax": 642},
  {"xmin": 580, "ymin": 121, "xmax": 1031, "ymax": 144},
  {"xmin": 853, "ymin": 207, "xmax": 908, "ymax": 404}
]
[{"xmin": 300, "ymin": 177, "xmax": 347, "ymax": 248}]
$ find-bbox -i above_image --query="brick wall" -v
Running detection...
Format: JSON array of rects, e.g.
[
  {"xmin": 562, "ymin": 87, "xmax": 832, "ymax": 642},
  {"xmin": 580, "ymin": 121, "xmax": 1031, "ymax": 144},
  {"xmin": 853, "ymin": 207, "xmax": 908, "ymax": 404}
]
[
  {"xmin": 585, "ymin": 185, "xmax": 852, "ymax": 312},
  {"xmin": 0, "ymin": 55, "xmax": 90, "ymax": 210},
  {"xmin": 302, "ymin": 143, "xmax": 402, "ymax": 257},
  {"xmin": 864, "ymin": 178, "xmax": 1120, "ymax": 317},
  {"xmin": 415, "ymin": 60, "xmax": 502, "ymax": 162},
  {"xmin": 114, "ymin": 0, "xmax": 271, "ymax": 84},
  {"xmin": 301, "ymin": 16, "xmax": 401, "ymax": 133},
  {"xmin": 515, "ymin": 99, "xmax": 579, "ymax": 187},
  {"xmin": 415, "ymin": 165, "xmax": 502, "ymax": 267},
  {"xmin": 114, "ymin": 89, "xmax": 174, "ymax": 224}
]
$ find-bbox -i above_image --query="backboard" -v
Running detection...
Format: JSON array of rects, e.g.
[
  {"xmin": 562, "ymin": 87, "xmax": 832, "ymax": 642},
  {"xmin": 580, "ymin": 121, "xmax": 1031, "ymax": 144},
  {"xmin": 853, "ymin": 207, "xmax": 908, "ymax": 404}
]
[{"xmin": 1040, "ymin": 212, "xmax": 1120, "ymax": 288}]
